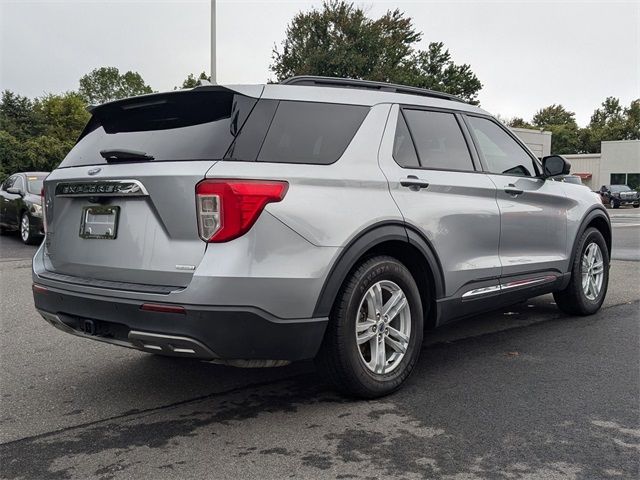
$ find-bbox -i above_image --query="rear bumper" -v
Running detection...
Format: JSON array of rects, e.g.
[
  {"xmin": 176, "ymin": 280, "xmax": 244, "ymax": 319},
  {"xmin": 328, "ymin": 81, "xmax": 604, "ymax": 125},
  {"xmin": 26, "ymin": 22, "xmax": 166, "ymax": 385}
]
[{"xmin": 33, "ymin": 283, "xmax": 328, "ymax": 362}]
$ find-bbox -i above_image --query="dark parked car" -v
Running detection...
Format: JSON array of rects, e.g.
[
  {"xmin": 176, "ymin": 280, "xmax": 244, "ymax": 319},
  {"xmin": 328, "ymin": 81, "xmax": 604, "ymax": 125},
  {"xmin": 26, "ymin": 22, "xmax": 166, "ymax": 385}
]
[
  {"xmin": 599, "ymin": 184, "xmax": 640, "ymax": 208},
  {"xmin": 0, "ymin": 172, "xmax": 48, "ymax": 244}
]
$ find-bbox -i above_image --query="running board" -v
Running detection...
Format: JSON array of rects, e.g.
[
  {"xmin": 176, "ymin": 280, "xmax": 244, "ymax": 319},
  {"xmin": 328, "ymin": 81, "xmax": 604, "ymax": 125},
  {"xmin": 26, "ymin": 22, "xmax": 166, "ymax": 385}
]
[{"xmin": 462, "ymin": 275, "xmax": 558, "ymax": 300}]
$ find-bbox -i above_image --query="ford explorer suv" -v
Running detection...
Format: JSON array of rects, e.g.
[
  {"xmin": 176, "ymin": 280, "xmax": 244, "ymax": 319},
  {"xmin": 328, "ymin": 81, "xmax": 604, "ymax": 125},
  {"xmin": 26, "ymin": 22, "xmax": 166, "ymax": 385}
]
[{"xmin": 33, "ymin": 76, "xmax": 611, "ymax": 398}]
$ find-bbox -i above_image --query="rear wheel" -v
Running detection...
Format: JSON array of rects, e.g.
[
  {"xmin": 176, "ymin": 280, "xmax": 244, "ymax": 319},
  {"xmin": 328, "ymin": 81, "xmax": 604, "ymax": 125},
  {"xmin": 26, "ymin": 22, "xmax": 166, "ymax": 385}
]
[
  {"xmin": 20, "ymin": 212, "xmax": 38, "ymax": 245},
  {"xmin": 554, "ymin": 227, "xmax": 609, "ymax": 315},
  {"xmin": 315, "ymin": 256, "xmax": 424, "ymax": 398},
  {"xmin": 610, "ymin": 198, "xmax": 619, "ymax": 209}
]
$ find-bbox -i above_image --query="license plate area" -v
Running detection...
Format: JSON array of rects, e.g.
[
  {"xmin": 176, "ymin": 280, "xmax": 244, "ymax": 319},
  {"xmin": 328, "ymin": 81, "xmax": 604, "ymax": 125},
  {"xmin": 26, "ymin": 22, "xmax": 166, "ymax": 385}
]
[{"xmin": 79, "ymin": 206, "xmax": 120, "ymax": 239}]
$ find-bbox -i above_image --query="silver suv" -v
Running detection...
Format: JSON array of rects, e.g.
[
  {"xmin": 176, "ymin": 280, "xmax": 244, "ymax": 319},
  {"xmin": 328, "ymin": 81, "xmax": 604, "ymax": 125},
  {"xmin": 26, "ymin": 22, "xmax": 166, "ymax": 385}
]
[{"xmin": 33, "ymin": 76, "xmax": 611, "ymax": 398}]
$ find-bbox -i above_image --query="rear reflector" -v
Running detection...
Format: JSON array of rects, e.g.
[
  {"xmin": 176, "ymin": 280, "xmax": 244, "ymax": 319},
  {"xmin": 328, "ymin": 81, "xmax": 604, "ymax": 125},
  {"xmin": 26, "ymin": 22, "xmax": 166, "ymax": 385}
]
[
  {"xmin": 32, "ymin": 284, "xmax": 49, "ymax": 294},
  {"xmin": 195, "ymin": 179, "xmax": 288, "ymax": 242},
  {"xmin": 140, "ymin": 303, "xmax": 186, "ymax": 314}
]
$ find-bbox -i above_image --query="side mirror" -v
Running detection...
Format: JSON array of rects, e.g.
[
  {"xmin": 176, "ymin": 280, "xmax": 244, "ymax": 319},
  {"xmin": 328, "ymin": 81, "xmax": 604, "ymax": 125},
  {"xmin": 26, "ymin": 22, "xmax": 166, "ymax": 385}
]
[
  {"xmin": 6, "ymin": 187, "xmax": 23, "ymax": 196},
  {"xmin": 542, "ymin": 155, "xmax": 571, "ymax": 178}
]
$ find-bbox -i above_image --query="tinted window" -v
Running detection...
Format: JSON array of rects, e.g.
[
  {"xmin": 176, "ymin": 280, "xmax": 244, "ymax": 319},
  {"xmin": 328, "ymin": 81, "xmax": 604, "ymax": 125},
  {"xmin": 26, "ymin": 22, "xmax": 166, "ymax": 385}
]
[
  {"xmin": 393, "ymin": 113, "xmax": 419, "ymax": 168},
  {"xmin": 2, "ymin": 176, "xmax": 16, "ymax": 190},
  {"xmin": 60, "ymin": 91, "xmax": 257, "ymax": 167},
  {"xmin": 13, "ymin": 176, "xmax": 25, "ymax": 191},
  {"xmin": 257, "ymin": 101, "xmax": 369, "ymax": 165},
  {"xmin": 403, "ymin": 110, "xmax": 474, "ymax": 171},
  {"xmin": 467, "ymin": 116, "xmax": 536, "ymax": 176}
]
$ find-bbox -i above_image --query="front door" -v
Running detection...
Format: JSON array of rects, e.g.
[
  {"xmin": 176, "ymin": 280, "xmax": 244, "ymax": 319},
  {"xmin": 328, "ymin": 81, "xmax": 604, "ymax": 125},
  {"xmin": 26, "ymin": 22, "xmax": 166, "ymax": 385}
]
[
  {"xmin": 378, "ymin": 105, "xmax": 502, "ymax": 299},
  {"xmin": 464, "ymin": 115, "xmax": 570, "ymax": 279}
]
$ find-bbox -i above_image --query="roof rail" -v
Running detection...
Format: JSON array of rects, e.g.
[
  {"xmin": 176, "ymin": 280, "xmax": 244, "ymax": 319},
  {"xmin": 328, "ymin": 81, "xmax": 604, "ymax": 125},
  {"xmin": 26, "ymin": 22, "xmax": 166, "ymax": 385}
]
[{"xmin": 280, "ymin": 75, "xmax": 466, "ymax": 103}]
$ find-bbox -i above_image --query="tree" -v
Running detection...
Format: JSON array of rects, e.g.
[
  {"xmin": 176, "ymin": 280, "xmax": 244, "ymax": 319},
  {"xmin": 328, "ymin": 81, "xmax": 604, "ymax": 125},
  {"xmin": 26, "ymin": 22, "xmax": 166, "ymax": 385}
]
[
  {"xmin": 271, "ymin": 1, "xmax": 482, "ymax": 103},
  {"xmin": 0, "ymin": 90, "xmax": 40, "ymax": 138},
  {"xmin": 176, "ymin": 72, "xmax": 210, "ymax": 89},
  {"xmin": 532, "ymin": 104, "xmax": 581, "ymax": 154},
  {"xmin": 78, "ymin": 67, "xmax": 153, "ymax": 105},
  {"xmin": 0, "ymin": 91, "xmax": 90, "ymax": 179},
  {"xmin": 506, "ymin": 117, "xmax": 535, "ymax": 129},
  {"xmin": 581, "ymin": 97, "xmax": 640, "ymax": 153}
]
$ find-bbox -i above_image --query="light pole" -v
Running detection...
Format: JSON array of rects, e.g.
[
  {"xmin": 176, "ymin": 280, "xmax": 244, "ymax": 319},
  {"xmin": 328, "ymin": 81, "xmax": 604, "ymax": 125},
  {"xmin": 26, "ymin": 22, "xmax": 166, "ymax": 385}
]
[{"xmin": 211, "ymin": 0, "xmax": 216, "ymax": 84}]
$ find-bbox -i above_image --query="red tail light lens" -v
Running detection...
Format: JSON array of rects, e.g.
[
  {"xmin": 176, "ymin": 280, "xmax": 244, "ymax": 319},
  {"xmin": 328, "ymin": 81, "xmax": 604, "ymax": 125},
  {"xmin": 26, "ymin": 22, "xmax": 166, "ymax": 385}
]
[
  {"xmin": 41, "ymin": 186, "xmax": 47, "ymax": 234},
  {"xmin": 195, "ymin": 179, "xmax": 288, "ymax": 242}
]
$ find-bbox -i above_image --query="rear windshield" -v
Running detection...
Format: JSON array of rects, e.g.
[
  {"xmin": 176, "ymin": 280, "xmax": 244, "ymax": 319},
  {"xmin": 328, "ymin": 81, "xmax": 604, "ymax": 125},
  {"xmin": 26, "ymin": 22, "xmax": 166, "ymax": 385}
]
[
  {"xmin": 60, "ymin": 90, "xmax": 257, "ymax": 167},
  {"xmin": 60, "ymin": 92, "xmax": 368, "ymax": 168},
  {"xmin": 27, "ymin": 177, "xmax": 45, "ymax": 194}
]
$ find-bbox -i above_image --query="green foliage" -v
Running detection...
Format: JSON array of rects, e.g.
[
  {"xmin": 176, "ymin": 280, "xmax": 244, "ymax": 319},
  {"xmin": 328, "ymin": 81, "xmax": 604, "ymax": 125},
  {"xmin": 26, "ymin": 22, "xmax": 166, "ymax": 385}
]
[
  {"xmin": 79, "ymin": 67, "xmax": 153, "ymax": 105},
  {"xmin": 581, "ymin": 97, "xmax": 639, "ymax": 153},
  {"xmin": 271, "ymin": 1, "xmax": 482, "ymax": 103},
  {"xmin": 0, "ymin": 90, "xmax": 89, "ymax": 180},
  {"xmin": 530, "ymin": 104, "xmax": 580, "ymax": 154},
  {"xmin": 506, "ymin": 117, "xmax": 535, "ymax": 129},
  {"xmin": 176, "ymin": 72, "xmax": 211, "ymax": 90}
]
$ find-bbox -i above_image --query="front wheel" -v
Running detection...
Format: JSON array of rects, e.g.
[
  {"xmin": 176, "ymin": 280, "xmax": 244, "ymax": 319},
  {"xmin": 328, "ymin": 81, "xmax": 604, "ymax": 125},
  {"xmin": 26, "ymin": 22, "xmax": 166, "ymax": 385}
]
[
  {"xmin": 554, "ymin": 227, "xmax": 609, "ymax": 316},
  {"xmin": 610, "ymin": 198, "xmax": 619, "ymax": 209},
  {"xmin": 315, "ymin": 256, "xmax": 424, "ymax": 398}
]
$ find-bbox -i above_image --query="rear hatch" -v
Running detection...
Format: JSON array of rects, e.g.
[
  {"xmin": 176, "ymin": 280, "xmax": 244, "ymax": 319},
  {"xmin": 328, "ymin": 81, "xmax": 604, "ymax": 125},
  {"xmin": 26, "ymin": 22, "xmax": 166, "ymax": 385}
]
[{"xmin": 42, "ymin": 86, "xmax": 262, "ymax": 288}]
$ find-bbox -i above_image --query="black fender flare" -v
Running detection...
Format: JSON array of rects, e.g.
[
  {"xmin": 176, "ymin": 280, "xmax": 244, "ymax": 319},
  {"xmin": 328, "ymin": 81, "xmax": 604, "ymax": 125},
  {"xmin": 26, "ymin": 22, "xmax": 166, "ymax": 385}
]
[
  {"xmin": 568, "ymin": 206, "xmax": 611, "ymax": 268},
  {"xmin": 312, "ymin": 222, "xmax": 445, "ymax": 318}
]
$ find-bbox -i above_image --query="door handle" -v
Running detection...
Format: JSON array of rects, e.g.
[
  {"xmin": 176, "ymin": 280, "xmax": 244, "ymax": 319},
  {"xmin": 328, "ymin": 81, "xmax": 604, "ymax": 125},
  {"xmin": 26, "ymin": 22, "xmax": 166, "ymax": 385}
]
[
  {"xmin": 400, "ymin": 176, "xmax": 430, "ymax": 191},
  {"xmin": 504, "ymin": 184, "xmax": 524, "ymax": 196}
]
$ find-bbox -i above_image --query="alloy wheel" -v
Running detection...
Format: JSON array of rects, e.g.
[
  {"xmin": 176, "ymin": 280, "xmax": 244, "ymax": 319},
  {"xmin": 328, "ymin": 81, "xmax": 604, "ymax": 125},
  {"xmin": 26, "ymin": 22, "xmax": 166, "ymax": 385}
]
[
  {"xmin": 581, "ymin": 242, "xmax": 604, "ymax": 301},
  {"xmin": 355, "ymin": 280, "xmax": 411, "ymax": 374},
  {"xmin": 20, "ymin": 214, "xmax": 29, "ymax": 242}
]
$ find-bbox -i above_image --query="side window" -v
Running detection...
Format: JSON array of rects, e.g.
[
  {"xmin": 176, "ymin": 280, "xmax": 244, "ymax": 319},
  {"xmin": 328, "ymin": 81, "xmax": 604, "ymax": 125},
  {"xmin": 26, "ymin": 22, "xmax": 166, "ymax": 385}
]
[
  {"xmin": 403, "ymin": 109, "xmax": 475, "ymax": 171},
  {"xmin": 2, "ymin": 176, "xmax": 16, "ymax": 191},
  {"xmin": 257, "ymin": 101, "xmax": 369, "ymax": 165},
  {"xmin": 467, "ymin": 116, "xmax": 537, "ymax": 177},
  {"xmin": 393, "ymin": 112, "xmax": 419, "ymax": 168},
  {"xmin": 14, "ymin": 176, "xmax": 25, "ymax": 192}
]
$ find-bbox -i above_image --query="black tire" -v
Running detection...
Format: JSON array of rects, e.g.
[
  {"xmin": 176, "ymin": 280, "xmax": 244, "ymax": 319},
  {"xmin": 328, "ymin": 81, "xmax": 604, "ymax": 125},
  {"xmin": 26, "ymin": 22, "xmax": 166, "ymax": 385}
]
[
  {"xmin": 634, "ymin": 204, "xmax": 639, "ymax": 208},
  {"xmin": 315, "ymin": 256, "xmax": 424, "ymax": 398},
  {"xmin": 553, "ymin": 227, "xmax": 609, "ymax": 316},
  {"xmin": 611, "ymin": 199, "xmax": 620, "ymax": 209},
  {"xmin": 20, "ymin": 212, "xmax": 38, "ymax": 245}
]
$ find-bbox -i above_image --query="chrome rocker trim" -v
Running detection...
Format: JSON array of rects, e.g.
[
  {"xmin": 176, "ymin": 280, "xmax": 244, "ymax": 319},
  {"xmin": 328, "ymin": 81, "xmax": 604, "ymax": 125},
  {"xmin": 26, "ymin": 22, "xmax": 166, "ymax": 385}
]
[{"xmin": 462, "ymin": 275, "xmax": 558, "ymax": 299}]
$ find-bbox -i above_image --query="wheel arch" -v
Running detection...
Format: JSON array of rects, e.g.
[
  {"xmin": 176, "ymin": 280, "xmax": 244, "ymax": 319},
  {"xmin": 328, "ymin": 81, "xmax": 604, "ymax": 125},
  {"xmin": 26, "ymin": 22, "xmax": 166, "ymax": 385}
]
[
  {"xmin": 312, "ymin": 222, "xmax": 445, "ymax": 329},
  {"xmin": 570, "ymin": 206, "xmax": 612, "ymax": 266}
]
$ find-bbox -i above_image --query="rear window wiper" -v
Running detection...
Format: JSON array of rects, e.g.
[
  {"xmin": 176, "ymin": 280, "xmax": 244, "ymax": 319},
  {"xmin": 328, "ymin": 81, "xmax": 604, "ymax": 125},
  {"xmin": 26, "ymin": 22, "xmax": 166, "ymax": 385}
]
[{"xmin": 100, "ymin": 149, "xmax": 155, "ymax": 162}]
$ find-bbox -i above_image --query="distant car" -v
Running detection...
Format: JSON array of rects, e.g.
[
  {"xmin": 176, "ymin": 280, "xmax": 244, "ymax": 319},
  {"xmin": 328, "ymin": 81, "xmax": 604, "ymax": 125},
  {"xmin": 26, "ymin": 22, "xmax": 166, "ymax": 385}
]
[
  {"xmin": 0, "ymin": 172, "xmax": 48, "ymax": 244},
  {"xmin": 599, "ymin": 184, "xmax": 640, "ymax": 209}
]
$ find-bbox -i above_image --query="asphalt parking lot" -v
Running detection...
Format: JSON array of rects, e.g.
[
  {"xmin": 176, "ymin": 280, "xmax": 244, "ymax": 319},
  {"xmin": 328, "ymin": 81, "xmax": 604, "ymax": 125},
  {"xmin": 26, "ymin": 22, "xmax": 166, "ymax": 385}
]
[{"xmin": 1, "ymin": 208, "xmax": 638, "ymax": 480}]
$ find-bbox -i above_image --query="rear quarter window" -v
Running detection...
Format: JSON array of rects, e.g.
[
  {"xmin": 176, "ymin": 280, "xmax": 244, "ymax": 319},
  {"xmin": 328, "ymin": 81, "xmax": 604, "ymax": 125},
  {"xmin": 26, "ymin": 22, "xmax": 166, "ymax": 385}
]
[{"xmin": 257, "ymin": 101, "xmax": 369, "ymax": 165}]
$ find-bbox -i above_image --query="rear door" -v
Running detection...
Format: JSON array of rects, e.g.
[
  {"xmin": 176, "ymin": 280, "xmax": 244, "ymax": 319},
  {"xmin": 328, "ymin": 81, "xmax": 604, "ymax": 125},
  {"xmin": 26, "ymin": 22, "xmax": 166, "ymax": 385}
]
[
  {"xmin": 464, "ymin": 114, "xmax": 570, "ymax": 278},
  {"xmin": 378, "ymin": 105, "xmax": 502, "ymax": 299},
  {"xmin": 43, "ymin": 87, "xmax": 261, "ymax": 288}
]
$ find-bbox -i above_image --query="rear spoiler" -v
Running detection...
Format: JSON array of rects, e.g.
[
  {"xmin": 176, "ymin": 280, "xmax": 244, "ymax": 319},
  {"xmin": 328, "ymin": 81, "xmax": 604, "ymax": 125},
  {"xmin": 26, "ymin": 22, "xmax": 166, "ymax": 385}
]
[{"xmin": 86, "ymin": 84, "xmax": 264, "ymax": 113}]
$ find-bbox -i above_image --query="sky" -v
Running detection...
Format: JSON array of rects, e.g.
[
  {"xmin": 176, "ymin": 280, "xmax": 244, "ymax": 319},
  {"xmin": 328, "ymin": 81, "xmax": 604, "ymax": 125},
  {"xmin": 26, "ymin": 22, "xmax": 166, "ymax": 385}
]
[{"xmin": 1, "ymin": 0, "xmax": 638, "ymax": 126}]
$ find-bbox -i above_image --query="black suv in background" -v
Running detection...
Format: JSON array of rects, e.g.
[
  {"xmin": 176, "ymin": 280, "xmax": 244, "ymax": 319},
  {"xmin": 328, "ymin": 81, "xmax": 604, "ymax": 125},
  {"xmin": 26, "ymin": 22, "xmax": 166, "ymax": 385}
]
[
  {"xmin": 599, "ymin": 184, "xmax": 640, "ymax": 209},
  {"xmin": 0, "ymin": 172, "xmax": 48, "ymax": 244}
]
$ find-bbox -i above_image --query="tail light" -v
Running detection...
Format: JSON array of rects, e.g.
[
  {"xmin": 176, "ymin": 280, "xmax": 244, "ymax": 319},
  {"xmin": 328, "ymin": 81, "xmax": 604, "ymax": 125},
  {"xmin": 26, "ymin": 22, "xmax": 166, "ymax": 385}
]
[
  {"xmin": 41, "ymin": 186, "xmax": 47, "ymax": 234},
  {"xmin": 196, "ymin": 179, "xmax": 288, "ymax": 242}
]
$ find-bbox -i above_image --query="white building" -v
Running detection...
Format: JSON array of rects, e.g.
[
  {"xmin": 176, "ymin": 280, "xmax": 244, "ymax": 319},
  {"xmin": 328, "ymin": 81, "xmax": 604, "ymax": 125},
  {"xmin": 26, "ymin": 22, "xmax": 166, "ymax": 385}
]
[
  {"xmin": 564, "ymin": 140, "xmax": 640, "ymax": 190},
  {"xmin": 510, "ymin": 127, "xmax": 552, "ymax": 159}
]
